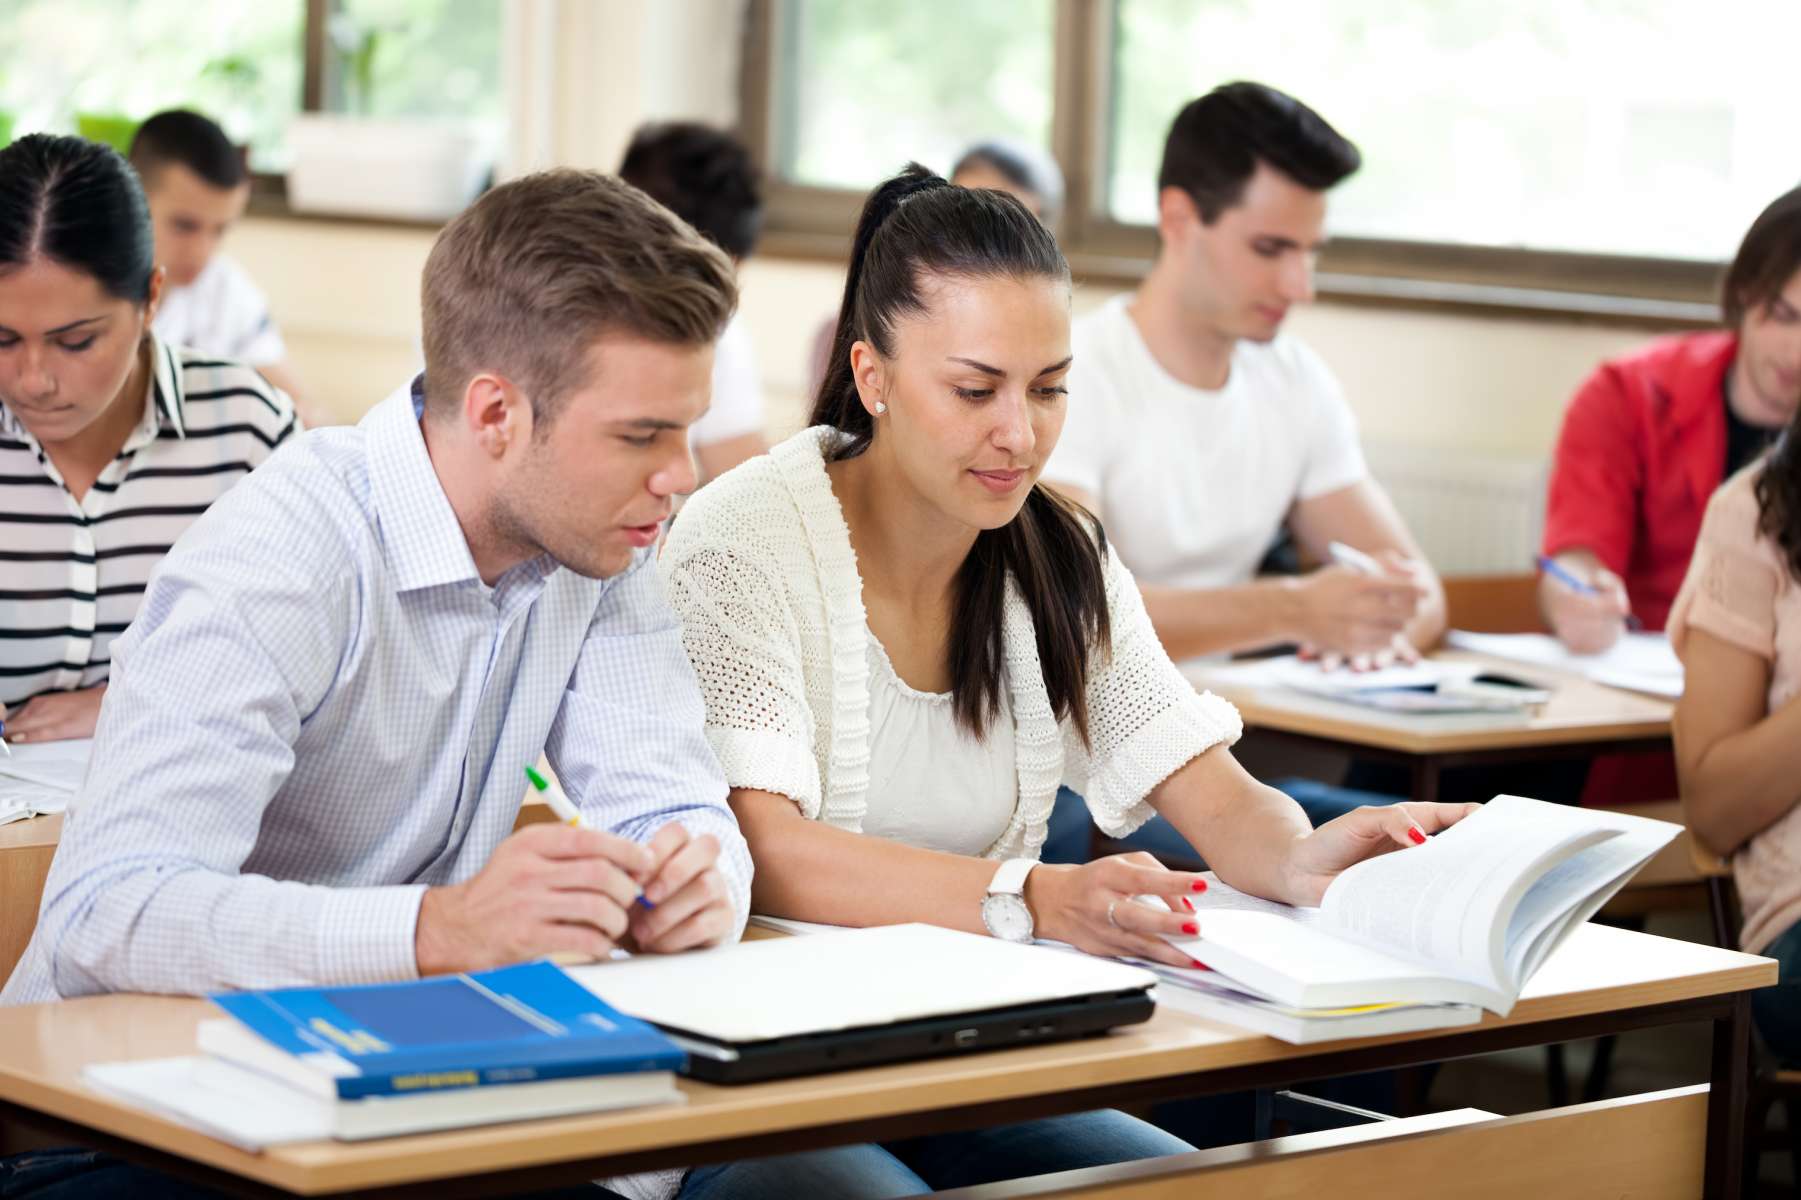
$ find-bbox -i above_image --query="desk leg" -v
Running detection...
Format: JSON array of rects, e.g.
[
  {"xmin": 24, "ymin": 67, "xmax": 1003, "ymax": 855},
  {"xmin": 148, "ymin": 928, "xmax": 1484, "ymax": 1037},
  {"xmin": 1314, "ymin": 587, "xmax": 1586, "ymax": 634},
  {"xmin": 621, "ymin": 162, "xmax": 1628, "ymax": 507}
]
[
  {"xmin": 1706, "ymin": 992, "xmax": 1752, "ymax": 1200},
  {"xmin": 1410, "ymin": 758, "xmax": 1441, "ymax": 807}
]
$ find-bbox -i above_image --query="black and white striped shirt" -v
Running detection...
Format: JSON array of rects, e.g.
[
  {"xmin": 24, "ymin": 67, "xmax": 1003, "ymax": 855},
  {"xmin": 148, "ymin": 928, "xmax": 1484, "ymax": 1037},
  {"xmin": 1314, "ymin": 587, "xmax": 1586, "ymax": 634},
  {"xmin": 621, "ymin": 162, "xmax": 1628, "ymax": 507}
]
[{"xmin": 0, "ymin": 336, "xmax": 298, "ymax": 706}]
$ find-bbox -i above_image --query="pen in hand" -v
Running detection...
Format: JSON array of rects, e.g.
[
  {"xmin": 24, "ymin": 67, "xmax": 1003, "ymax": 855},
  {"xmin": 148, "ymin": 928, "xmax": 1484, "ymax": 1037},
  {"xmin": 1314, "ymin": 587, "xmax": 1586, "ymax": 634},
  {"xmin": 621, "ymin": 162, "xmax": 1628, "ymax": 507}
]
[
  {"xmin": 0, "ymin": 719, "xmax": 11, "ymax": 757},
  {"xmin": 523, "ymin": 765, "xmax": 655, "ymax": 910},
  {"xmin": 1535, "ymin": 555, "xmax": 1643, "ymax": 630}
]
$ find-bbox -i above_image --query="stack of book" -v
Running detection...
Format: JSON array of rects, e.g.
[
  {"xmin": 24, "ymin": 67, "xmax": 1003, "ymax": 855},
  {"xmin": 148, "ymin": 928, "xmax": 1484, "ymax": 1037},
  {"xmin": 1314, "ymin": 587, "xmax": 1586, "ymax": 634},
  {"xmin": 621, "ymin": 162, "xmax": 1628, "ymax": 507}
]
[
  {"xmin": 83, "ymin": 961, "xmax": 685, "ymax": 1149},
  {"xmin": 1143, "ymin": 795, "xmax": 1681, "ymax": 1043}
]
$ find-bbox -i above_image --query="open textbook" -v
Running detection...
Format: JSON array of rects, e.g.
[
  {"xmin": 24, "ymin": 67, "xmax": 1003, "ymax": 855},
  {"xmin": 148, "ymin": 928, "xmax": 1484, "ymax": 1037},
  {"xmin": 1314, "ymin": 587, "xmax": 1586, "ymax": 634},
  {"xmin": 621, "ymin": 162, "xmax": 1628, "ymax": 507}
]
[
  {"xmin": 1164, "ymin": 795, "xmax": 1680, "ymax": 1018},
  {"xmin": 1202, "ymin": 655, "xmax": 1550, "ymax": 713},
  {"xmin": 0, "ymin": 737, "xmax": 90, "ymax": 825}
]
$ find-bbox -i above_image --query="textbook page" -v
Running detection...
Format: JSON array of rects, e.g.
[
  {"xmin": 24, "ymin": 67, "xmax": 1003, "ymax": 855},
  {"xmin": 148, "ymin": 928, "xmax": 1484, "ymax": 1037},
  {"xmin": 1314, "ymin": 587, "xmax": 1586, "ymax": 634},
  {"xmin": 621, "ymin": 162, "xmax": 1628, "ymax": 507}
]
[{"xmin": 1316, "ymin": 796, "xmax": 1615, "ymax": 1005}]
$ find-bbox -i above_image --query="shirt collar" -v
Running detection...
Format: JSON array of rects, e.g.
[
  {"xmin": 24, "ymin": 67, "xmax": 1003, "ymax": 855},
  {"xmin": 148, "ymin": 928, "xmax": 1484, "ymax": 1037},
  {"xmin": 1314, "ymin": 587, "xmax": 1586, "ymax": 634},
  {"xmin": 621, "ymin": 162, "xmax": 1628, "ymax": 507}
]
[
  {"xmin": 148, "ymin": 334, "xmax": 186, "ymax": 438},
  {"xmin": 366, "ymin": 374, "xmax": 486, "ymax": 593}
]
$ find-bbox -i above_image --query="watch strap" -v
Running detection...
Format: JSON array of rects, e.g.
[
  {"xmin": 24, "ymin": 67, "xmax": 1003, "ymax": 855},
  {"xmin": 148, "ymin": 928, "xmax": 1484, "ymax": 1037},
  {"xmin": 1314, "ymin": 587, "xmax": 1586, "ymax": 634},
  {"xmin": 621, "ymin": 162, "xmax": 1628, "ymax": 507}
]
[{"xmin": 986, "ymin": 856, "xmax": 1037, "ymax": 898}]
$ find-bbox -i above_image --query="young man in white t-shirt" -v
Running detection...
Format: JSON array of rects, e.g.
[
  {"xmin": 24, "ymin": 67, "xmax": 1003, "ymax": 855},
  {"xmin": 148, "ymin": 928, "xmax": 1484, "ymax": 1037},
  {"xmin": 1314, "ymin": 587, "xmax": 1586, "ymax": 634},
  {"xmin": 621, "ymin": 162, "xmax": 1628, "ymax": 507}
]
[
  {"xmin": 1044, "ymin": 82, "xmax": 1445, "ymax": 669},
  {"xmin": 129, "ymin": 110, "xmax": 306, "ymax": 410},
  {"xmin": 1041, "ymin": 83, "xmax": 1448, "ymax": 861},
  {"xmin": 620, "ymin": 122, "xmax": 769, "ymax": 484}
]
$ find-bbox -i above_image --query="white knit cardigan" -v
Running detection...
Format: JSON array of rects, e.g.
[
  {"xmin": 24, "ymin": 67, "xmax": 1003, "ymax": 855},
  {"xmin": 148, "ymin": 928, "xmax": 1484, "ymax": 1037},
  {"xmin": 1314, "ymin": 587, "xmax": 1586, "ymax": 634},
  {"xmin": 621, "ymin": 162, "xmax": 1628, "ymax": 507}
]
[{"xmin": 659, "ymin": 427, "xmax": 1245, "ymax": 860}]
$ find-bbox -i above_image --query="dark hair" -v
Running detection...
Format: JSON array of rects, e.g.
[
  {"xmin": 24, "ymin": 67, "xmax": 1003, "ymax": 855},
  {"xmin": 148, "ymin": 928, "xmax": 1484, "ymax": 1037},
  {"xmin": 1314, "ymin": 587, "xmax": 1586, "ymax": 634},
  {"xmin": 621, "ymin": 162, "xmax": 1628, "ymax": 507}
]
[
  {"xmin": 1722, "ymin": 185, "xmax": 1801, "ymax": 330},
  {"xmin": 127, "ymin": 109, "xmax": 246, "ymax": 191},
  {"xmin": 421, "ymin": 168, "xmax": 737, "ymax": 427},
  {"xmin": 0, "ymin": 134, "xmax": 155, "ymax": 302},
  {"xmin": 617, "ymin": 122, "xmax": 763, "ymax": 260},
  {"xmin": 1158, "ymin": 81, "xmax": 1361, "ymax": 223},
  {"xmin": 1757, "ymin": 411, "xmax": 1801, "ymax": 583},
  {"xmin": 951, "ymin": 138, "xmax": 1066, "ymax": 223},
  {"xmin": 812, "ymin": 163, "xmax": 1109, "ymax": 744}
]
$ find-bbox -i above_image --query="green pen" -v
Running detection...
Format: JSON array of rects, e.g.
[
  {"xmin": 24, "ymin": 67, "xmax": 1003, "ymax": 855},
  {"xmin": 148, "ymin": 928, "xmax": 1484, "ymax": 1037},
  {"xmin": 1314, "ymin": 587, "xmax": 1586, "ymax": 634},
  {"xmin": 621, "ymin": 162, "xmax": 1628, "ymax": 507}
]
[{"xmin": 524, "ymin": 765, "xmax": 655, "ymax": 910}]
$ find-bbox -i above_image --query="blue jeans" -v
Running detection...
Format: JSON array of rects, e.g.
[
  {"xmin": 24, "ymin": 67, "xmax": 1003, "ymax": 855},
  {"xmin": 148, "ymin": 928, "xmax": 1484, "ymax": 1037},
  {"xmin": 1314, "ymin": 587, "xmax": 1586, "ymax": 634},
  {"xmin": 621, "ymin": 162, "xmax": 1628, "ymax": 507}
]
[
  {"xmin": 1755, "ymin": 918, "xmax": 1801, "ymax": 1066},
  {"xmin": 1040, "ymin": 778, "xmax": 1401, "ymax": 866},
  {"xmin": 0, "ymin": 1147, "xmax": 625, "ymax": 1199},
  {"xmin": 679, "ymin": 1110, "xmax": 1191, "ymax": 1198}
]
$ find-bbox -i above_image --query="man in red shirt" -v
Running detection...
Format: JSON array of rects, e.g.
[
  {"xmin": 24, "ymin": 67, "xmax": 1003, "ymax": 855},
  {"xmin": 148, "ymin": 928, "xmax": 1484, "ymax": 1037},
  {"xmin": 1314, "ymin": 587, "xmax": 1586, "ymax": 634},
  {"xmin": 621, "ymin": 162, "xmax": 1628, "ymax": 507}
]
[
  {"xmin": 1542, "ymin": 186, "xmax": 1801, "ymax": 648},
  {"xmin": 1541, "ymin": 186, "xmax": 1801, "ymax": 807}
]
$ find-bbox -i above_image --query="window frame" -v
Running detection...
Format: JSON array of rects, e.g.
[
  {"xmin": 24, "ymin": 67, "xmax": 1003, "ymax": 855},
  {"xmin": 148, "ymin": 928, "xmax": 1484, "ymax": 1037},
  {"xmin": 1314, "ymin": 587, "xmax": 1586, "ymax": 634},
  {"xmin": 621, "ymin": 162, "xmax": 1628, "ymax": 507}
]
[{"xmin": 740, "ymin": 0, "xmax": 1724, "ymax": 330}]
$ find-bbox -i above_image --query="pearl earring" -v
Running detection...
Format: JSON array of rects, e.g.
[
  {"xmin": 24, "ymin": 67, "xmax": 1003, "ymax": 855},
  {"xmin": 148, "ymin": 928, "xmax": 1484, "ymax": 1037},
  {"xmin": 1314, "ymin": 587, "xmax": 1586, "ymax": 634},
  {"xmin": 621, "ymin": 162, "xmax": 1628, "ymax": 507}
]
[{"xmin": 874, "ymin": 401, "xmax": 887, "ymax": 415}]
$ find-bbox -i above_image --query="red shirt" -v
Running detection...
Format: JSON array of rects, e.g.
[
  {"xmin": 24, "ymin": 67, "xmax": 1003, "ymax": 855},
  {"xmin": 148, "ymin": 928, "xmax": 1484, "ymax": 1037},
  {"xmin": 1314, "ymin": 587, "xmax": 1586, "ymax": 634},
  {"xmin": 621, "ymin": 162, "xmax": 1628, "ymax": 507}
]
[
  {"xmin": 1542, "ymin": 331, "xmax": 1738, "ymax": 631},
  {"xmin": 1542, "ymin": 331, "xmax": 1736, "ymax": 807}
]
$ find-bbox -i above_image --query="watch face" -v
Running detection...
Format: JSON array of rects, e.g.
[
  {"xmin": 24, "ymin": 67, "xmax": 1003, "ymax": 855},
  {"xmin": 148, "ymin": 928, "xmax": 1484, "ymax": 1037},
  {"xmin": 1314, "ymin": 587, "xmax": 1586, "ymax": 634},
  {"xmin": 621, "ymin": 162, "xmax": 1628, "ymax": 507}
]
[{"xmin": 981, "ymin": 893, "xmax": 1033, "ymax": 942}]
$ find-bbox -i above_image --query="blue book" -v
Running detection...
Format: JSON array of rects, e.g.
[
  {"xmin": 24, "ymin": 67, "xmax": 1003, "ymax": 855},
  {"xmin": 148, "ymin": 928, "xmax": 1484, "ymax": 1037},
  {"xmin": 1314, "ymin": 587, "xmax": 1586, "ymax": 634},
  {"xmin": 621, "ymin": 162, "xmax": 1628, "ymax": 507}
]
[{"xmin": 205, "ymin": 961, "xmax": 685, "ymax": 1101}]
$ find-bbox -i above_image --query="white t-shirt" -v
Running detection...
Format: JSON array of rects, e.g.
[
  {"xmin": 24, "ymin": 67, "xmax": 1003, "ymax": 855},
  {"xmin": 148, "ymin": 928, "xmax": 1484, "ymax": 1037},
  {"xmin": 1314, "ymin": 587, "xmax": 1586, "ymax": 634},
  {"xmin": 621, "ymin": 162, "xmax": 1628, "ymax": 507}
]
[
  {"xmin": 1042, "ymin": 296, "xmax": 1367, "ymax": 591},
  {"xmin": 689, "ymin": 312, "xmax": 765, "ymax": 448},
  {"xmin": 152, "ymin": 253, "xmax": 287, "ymax": 367},
  {"xmin": 860, "ymin": 627, "xmax": 1017, "ymax": 856}
]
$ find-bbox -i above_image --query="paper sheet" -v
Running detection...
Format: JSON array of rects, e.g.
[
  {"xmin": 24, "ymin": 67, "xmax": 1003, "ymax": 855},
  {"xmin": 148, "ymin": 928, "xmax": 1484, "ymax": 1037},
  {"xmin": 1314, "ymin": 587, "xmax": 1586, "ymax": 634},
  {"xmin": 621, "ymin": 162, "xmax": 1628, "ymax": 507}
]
[{"xmin": 1446, "ymin": 631, "xmax": 1682, "ymax": 697}]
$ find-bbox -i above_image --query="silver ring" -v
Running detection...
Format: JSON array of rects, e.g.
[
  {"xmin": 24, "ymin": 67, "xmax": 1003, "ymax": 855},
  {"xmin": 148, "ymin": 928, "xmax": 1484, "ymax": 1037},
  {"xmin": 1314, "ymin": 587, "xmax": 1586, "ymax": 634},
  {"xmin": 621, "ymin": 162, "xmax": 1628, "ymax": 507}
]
[{"xmin": 1106, "ymin": 898, "xmax": 1121, "ymax": 929}]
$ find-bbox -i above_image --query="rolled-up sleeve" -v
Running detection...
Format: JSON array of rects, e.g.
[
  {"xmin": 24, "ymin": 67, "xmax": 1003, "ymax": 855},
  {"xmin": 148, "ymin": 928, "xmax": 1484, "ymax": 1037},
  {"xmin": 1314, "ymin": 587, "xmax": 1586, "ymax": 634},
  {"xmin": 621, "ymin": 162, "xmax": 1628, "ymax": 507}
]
[
  {"xmin": 26, "ymin": 506, "xmax": 425, "ymax": 1001},
  {"xmin": 547, "ymin": 553, "xmax": 754, "ymax": 940},
  {"xmin": 1068, "ymin": 545, "xmax": 1244, "ymax": 837},
  {"xmin": 658, "ymin": 534, "xmax": 824, "ymax": 818},
  {"xmin": 1542, "ymin": 364, "xmax": 1643, "ymax": 574}
]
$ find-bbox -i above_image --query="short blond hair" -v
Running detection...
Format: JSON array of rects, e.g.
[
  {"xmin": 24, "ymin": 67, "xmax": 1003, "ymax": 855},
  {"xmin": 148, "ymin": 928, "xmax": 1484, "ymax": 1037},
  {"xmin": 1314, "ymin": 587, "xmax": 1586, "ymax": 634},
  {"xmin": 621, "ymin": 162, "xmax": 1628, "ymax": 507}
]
[{"xmin": 421, "ymin": 169, "xmax": 737, "ymax": 424}]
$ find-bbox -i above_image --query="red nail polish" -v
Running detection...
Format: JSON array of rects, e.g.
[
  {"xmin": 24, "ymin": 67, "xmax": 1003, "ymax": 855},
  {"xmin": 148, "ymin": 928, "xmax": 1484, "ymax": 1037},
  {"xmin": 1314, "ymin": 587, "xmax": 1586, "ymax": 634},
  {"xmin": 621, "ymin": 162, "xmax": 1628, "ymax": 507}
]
[
  {"xmin": 1181, "ymin": 896, "xmax": 1195, "ymax": 913},
  {"xmin": 1408, "ymin": 827, "xmax": 1426, "ymax": 845},
  {"xmin": 1190, "ymin": 959, "xmax": 1209, "ymax": 971},
  {"xmin": 1191, "ymin": 880, "xmax": 1208, "ymax": 893},
  {"xmin": 1182, "ymin": 922, "xmax": 1198, "ymax": 935}
]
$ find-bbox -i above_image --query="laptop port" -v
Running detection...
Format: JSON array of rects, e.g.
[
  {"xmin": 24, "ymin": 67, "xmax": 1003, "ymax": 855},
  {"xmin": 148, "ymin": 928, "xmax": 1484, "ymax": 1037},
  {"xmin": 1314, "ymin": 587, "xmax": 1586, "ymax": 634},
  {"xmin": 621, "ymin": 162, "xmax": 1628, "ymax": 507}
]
[{"xmin": 954, "ymin": 1028, "xmax": 980, "ymax": 1046}]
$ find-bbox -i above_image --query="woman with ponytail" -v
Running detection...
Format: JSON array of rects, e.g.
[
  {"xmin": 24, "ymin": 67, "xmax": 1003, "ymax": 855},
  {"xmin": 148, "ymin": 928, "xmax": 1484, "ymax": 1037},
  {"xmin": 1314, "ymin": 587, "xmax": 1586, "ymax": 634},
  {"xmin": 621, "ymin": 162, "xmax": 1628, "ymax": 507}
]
[
  {"xmin": 1671, "ymin": 379, "xmax": 1801, "ymax": 1066},
  {"xmin": 660, "ymin": 165, "xmax": 1477, "ymax": 1193}
]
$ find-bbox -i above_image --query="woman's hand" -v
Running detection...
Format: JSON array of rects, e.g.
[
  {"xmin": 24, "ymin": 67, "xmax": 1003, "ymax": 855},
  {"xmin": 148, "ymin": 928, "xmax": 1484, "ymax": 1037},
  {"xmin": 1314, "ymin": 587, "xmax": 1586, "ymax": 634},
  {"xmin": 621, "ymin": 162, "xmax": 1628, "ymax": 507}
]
[
  {"xmin": 1026, "ymin": 852, "xmax": 1211, "ymax": 970},
  {"xmin": 1281, "ymin": 801, "xmax": 1482, "ymax": 906},
  {"xmin": 3, "ymin": 684, "xmax": 108, "ymax": 744}
]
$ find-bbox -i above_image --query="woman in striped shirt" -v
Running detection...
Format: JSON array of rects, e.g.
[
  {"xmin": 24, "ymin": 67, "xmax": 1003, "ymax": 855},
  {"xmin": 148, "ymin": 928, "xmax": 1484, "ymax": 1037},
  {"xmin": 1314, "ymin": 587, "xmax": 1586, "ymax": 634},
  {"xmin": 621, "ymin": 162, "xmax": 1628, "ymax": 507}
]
[{"xmin": 0, "ymin": 134, "xmax": 298, "ymax": 744}]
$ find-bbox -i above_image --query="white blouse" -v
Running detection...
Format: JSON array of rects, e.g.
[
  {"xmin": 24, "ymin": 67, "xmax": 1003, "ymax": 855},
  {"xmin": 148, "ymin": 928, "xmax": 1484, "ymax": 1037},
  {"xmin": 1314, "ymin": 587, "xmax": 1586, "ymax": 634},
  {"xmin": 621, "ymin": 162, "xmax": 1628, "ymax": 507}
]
[
  {"xmin": 658, "ymin": 426, "xmax": 1245, "ymax": 861},
  {"xmin": 862, "ymin": 628, "xmax": 1017, "ymax": 856}
]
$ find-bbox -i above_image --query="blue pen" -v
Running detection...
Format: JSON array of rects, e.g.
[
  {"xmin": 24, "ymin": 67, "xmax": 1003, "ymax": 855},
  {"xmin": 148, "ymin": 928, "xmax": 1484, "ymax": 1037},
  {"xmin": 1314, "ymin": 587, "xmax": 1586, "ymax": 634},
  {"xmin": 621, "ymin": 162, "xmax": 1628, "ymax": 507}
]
[
  {"xmin": 0, "ymin": 721, "xmax": 10, "ymax": 757},
  {"xmin": 1536, "ymin": 556, "xmax": 1642, "ymax": 629}
]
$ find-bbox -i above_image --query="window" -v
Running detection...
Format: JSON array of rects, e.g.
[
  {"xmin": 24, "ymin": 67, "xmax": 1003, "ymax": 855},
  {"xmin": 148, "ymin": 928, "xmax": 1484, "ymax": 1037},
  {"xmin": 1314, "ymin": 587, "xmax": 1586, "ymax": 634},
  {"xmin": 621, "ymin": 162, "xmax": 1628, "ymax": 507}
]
[
  {"xmin": 0, "ymin": 0, "xmax": 303, "ymax": 170},
  {"xmin": 0, "ymin": 0, "xmax": 502, "ymax": 176},
  {"xmin": 747, "ymin": 0, "xmax": 1798, "ymax": 314},
  {"xmin": 771, "ymin": 0, "xmax": 1057, "ymax": 190},
  {"xmin": 1109, "ymin": 0, "xmax": 1801, "ymax": 264}
]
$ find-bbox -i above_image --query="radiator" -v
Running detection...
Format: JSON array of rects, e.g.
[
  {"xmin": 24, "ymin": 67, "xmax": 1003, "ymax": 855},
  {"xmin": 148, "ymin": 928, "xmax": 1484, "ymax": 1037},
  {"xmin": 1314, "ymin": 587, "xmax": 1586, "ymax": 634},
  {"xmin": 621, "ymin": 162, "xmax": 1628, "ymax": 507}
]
[{"xmin": 1362, "ymin": 442, "xmax": 1548, "ymax": 578}]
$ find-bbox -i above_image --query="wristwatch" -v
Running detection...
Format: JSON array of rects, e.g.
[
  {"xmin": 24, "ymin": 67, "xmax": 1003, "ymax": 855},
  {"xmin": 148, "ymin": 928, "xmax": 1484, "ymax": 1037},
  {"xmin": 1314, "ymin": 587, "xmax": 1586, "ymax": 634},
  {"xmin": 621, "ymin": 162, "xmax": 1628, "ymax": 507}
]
[{"xmin": 981, "ymin": 857, "xmax": 1039, "ymax": 943}]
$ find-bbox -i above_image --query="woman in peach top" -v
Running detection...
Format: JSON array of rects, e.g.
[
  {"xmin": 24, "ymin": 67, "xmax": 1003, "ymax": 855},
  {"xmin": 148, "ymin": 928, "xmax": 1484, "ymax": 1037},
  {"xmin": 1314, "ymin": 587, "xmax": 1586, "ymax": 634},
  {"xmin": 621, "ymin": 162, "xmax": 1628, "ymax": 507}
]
[{"xmin": 1671, "ymin": 388, "xmax": 1801, "ymax": 1062}]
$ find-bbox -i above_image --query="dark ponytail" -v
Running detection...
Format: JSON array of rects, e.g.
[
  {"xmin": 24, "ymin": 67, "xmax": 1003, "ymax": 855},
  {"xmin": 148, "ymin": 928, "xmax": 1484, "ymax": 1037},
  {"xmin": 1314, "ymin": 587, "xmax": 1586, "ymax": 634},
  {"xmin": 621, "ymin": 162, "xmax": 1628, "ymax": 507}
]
[
  {"xmin": 0, "ymin": 134, "xmax": 155, "ymax": 302},
  {"xmin": 811, "ymin": 163, "xmax": 1111, "ymax": 745}
]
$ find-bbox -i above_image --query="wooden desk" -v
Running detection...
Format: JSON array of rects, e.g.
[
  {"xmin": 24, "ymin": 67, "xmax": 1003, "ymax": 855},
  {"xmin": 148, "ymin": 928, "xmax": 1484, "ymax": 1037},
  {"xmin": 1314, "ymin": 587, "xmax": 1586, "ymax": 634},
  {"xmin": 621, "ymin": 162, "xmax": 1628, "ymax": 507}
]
[
  {"xmin": 0, "ymin": 814, "xmax": 63, "ymax": 985},
  {"xmin": 1188, "ymin": 651, "xmax": 1674, "ymax": 804},
  {"xmin": 0, "ymin": 923, "xmax": 1771, "ymax": 1198}
]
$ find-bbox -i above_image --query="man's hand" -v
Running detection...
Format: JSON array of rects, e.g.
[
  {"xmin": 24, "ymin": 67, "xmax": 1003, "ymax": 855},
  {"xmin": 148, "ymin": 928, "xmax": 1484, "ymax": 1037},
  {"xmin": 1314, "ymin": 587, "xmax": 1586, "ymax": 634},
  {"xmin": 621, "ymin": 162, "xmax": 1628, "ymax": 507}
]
[
  {"xmin": 1286, "ymin": 563, "xmax": 1426, "ymax": 661},
  {"xmin": 415, "ymin": 823, "xmax": 651, "ymax": 974},
  {"xmin": 628, "ymin": 822, "xmax": 736, "ymax": 954},
  {"xmin": 2, "ymin": 684, "xmax": 108, "ymax": 744},
  {"xmin": 1542, "ymin": 562, "xmax": 1631, "ymax": 654}
]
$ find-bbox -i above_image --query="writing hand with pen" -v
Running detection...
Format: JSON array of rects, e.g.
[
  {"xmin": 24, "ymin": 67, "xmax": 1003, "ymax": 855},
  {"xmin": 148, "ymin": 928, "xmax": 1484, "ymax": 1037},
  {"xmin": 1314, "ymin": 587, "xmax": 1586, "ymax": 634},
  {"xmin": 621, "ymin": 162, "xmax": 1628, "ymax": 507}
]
[{"xmin": 411, "ymin": 767, "xmax": 736, "ymax": 975}]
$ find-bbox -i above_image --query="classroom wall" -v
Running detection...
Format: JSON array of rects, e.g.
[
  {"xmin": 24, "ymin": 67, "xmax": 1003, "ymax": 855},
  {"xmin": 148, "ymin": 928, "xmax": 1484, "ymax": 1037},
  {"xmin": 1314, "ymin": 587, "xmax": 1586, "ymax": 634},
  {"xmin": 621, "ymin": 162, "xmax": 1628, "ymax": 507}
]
[{"xmin": 237, "ymin": 218, "xmax": 1660, "ymax": 452}]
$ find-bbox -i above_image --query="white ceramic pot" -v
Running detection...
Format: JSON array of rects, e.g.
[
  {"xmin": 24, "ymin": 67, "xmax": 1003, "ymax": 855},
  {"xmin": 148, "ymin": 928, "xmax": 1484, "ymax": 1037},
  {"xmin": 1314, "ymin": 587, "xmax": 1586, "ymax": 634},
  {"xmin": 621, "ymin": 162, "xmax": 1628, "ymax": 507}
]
[{"xmin": 286, "ymin": 114, "xmax": 491, "ymax": 221}]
